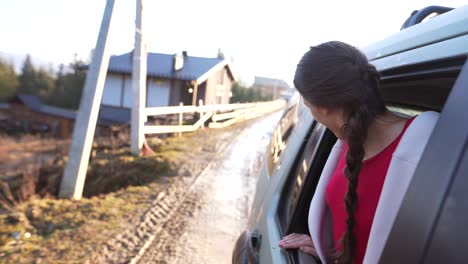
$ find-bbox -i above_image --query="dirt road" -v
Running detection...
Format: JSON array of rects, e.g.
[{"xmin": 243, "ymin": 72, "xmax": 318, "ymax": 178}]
[{"xmin": 135, "ymin": 111, "xmax": 282, "ymax": 264}]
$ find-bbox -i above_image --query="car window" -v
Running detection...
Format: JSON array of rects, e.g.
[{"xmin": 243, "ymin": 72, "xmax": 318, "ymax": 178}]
[
  {"xmin": 276, "ymin": 124, "xmax": 337, "ymax": 264},
  {"xmin": 277, "ymin": 122, "xmax": 327, "ymax": 230},
  {"xmin": 267, "ymin": 101, "xmax": 299, "ymax": 175}
]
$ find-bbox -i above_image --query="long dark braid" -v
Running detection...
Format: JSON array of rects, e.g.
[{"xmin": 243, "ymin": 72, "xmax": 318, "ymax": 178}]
[
  {"xmin": 294, "ymin": 41, "xmax": 386, "ymax": 264},
  {"xmin": 336, "ymin": 104, "xmax": 370, "ymax": 264}
]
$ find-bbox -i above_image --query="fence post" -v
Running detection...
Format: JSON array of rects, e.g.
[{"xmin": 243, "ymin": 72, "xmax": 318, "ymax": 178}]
[
  {"xmin": 198, "ymin": 99, "xmax": 205, "ymax": 129},
  {"xmin": 178, "ymin": 102, "xmax": 183, "ymax": 137}
]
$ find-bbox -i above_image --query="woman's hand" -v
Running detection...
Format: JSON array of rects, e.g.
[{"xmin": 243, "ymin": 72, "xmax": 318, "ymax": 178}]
[{"xmin": 278, "ymin": 233, "xmax": 317, "ymax": 256}]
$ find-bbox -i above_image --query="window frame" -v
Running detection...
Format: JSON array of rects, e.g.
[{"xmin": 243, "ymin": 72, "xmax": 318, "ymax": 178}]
[
  {"xmin": 276, "ymin": 123, "xmax": 337, "ymax": 264},
  {"xmin": 378, "ymin": 55, "xmax": 466, "ymax": 111},
  {"xmin": 276, "ymin": 122, "xmax": 315, "ymax": 231}
]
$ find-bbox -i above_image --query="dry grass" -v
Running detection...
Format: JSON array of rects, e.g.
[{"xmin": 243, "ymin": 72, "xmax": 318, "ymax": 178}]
[
  {"xmin": 0, "ymin": 126, "xmax": 227, "ymax": 264},
  {"xmin": 0, "ymin": 183, "xmax": 165, "ymax": 263}
]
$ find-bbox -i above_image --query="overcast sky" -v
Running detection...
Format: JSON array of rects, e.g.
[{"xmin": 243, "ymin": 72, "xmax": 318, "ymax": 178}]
[{"xmin": 0, "ymin": 0, "xmax": 466, "ymax": 85}]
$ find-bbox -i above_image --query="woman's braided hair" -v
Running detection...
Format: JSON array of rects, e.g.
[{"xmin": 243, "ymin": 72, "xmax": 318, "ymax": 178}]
[{"xmin": 293, "ymin": 41, "xmax": 386, "ymax": 264}]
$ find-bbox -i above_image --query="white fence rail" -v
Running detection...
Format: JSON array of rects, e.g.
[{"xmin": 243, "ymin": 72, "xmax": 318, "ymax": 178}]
[{"xmin": 144, "ymin": 100, "xmax": 286, "ymax": 135}]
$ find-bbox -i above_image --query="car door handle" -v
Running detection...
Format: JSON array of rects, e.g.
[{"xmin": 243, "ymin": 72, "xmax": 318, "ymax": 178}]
[{"xmin": 247, "ymin": 229, "xmax": 262, "ymax": 263}]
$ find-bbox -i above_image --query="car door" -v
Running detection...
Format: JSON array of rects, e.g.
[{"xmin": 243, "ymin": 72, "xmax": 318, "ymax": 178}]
[
  {"xmin": 379, "ymin": 58, "xmax": 468, "ymax": 264},
  {"xmin": 248, "ymin": 94, "xmax": 302, "ymax": 223},
  {"xmin": 235, "ymin": 96, "xmax": 312, "ymax": 264}
]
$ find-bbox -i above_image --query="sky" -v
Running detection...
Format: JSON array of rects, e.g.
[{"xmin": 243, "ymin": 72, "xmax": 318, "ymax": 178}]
[{"xmin": 0, "ymin": 0, "xmax": 466, "ymax": 86}]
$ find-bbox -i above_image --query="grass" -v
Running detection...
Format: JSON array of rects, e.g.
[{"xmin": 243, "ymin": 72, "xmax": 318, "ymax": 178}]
[
  {"xmin": 0, "ymin": 127, "xmax": 224, "ymax": 264},
  {"xmin": 0, "ymin": 184, "xmax": 162, "ymax": 263}
]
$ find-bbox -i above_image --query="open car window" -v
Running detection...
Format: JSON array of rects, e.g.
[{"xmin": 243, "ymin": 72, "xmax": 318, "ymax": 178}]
[
  {"xmin": 277, "ymin": 122, "xmax": 323, "ymax": 229},
  {"xmin": 276, "ymin": 119, "xmax": 337, "ymax": 263}
]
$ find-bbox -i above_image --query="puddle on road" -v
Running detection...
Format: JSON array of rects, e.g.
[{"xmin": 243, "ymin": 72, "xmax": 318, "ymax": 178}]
[{"xmin": 170, "ymin": 112, "xmax": 283, "ymax": 264}]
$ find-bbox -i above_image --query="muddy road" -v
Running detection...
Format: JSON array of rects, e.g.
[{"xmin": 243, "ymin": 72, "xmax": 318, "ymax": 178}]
[{"xmin": 135, "ymin": 111, "xmax": 282, "ymax": 264}]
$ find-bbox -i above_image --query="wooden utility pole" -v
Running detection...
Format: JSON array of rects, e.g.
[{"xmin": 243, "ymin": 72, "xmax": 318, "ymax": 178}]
[
  {"xmin": 59, "ymin": 0, "xmax": 116, "ymax": 199},
  {"xmin": 131, "ymin": 0, "xmax": 147, "ymax": 154}
]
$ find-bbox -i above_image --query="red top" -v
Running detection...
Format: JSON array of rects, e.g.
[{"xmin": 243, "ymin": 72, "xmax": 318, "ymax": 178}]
[{"xmin": 325, "ymin": 117, "xmax": 414, "ymax": 264}]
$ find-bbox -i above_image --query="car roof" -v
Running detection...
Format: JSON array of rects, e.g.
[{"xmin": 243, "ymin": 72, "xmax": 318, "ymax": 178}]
[{"xmin": 363, "ymin": 5, "xmax": 468, "ymax": 63}]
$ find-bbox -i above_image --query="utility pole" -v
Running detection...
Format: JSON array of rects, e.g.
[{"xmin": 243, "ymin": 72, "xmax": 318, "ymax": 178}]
[
  {"xmin": 131, "ymin": 0, "xmax": 147, "ymax": 154},
  {"xmin": 59, "ymin": 0, "xmax": 116, "ymax": 199}
]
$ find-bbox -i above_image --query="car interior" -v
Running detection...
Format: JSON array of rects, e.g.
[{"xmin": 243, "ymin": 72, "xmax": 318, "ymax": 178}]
[{"xmin": 275, "ymin": 54, "xmax": 466, "ymax": 264}]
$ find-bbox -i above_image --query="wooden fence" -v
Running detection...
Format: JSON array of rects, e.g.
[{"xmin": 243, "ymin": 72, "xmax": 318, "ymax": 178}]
[{"xmin": 143, "ymin": 100, "xmax": 286, "ymax": 135}]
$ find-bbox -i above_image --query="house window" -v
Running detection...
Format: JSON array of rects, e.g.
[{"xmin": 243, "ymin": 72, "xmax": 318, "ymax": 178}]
[
  {"xmin": 217, "ymin": 70, "xmax": 224, "ymax": 85},
  {"xmin": 147, "ymin": 79, "xmax": 171, "ymax": 107},
  {"xmin": 102, "ymin": 75, "xmax": 123, "ymax": 107},
  {"xmin": 123, "ymin": 77, "xmax": 133, "ymax": 108},
  {"xmin": 216, "ymin": 95, "xmax": 223, "ymax": 104}
]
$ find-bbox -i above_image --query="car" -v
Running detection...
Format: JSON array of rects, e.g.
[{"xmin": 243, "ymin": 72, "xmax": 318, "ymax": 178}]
[{"xmin": 232, "ymin": 5, "xmax": 468, "ymax": 264}]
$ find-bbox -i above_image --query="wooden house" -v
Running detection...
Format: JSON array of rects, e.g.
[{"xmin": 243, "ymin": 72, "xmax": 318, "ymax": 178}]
[
  {"xmin": 253, "ymin": 76, "xmax": 291, "ymax": 100},
  {"xmin": 0, "ymin": 94, "xmax": 132, "ymax": 138},
  {"xmin": 101, "ymin": 51, "xmax": 236, "ymax": 108}
]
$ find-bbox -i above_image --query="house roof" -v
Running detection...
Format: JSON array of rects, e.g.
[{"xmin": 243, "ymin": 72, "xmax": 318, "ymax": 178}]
[
  {"xmin": 254, "ymin": 76, "xmax": 290, "ymax": 89},
  {"xmin": 7, "ymin": 94, "xmax": 126, "ymax": 126},
  {"xmin": 40, "ymin": 105, "xmax": 77, "ymax": 120},
  {"xmin": 107, "ymin": 52, "xmax": 236, "ymax": 83},
  {"xmin": 16, "ymin": 94, "xmax": 43, "ymax": 111},
  {"xmin": 10, "ymin": 94, "xmax": 78, "ymax": 120}
]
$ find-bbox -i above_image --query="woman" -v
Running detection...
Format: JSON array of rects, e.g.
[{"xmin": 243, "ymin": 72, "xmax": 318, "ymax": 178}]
[{"xmin": 277, "ymin": 41, "xmax": 415, "ymax": 264}]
